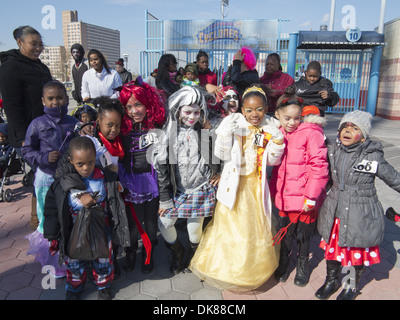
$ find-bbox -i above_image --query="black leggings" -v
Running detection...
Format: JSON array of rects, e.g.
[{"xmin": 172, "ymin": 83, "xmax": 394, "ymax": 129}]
[
  {"xmin": 126, "ymin": 197, "xmax": 159, "ymax": 245},
  {"xmin": 281, "ymin": 233, "xmax": 311, "ymax": 258}
]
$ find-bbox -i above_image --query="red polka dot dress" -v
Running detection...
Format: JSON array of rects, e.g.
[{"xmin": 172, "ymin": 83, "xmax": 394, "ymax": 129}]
[{"xmin": 320, "ymin": 218, "xmax": 381, "ymax": 267}]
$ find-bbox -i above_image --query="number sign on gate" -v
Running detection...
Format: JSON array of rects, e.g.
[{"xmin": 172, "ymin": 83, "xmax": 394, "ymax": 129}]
[{"xmin": 346, "ymin": 28, "xmax": 362, "ymax": 43}]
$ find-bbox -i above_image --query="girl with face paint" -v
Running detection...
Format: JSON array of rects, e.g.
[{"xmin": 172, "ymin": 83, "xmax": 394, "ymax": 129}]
[
  {"xmin": 207, "ymin": 87, "xmax": 241, "ymax": 128},
  {"xmin": 154, "ymin": 86, "xmax": 221, "ymax": 275},
  {"xmin": 117, "ymin": 78, "xmax": 166, "ymax": 274},
  {"xmin": 190, "ymin": 86, "xmax": 286, "ymax": 291},
  {"xmin": 316, "ymin": 111, "xmax": 400, "ymax": 300}
]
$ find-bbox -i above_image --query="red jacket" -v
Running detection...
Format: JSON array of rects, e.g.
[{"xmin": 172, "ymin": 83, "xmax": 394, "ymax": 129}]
[
  {"xmin": 198, "ymin": 69, "xmax": 218, "ymax": 86},
  {"xmin": 260, "ymin": 70, "xmax": 294, "ymax": 113},
  {"xmin": 270, "ymin": 118, "xmax": 329, "ymax": 213}
]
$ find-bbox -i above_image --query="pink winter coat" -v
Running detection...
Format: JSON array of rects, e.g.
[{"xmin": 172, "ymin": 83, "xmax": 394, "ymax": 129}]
[{"xmin": 270, "ymin": 117, "xmax": 329, "ymax": 212}]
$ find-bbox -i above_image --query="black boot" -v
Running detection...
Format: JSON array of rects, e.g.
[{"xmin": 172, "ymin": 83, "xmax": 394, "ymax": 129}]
[
  {"xmin": 124, "ymin": 243, "xmax": 138, "ymax": 272},
  {"xmin": 337, "ymin": 265, "xmax": 365, "ymax": 300},
  {"xmin": 166, "ymin": 239, "xmax": 184, "ymax": 275},
  {"xmin": 294, "ymin": 255, "xmax": 310, "ymax": 287},
  {"xmin": 183, "ymin": 241, "xmax": 199, "ymax": 273},
  {"xmin": 141, "ymin": 241, "xmax": 156, "ymax": 274},
  {"xmin": 274, "ymin": 251, "xmax": 291, "ymax": 283},
  {"xmin": 315, "ymin": 260, "xmax": 342, "ymax": 299}
]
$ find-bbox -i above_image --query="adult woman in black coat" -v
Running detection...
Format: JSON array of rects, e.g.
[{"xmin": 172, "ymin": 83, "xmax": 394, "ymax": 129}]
[
  {"xmin": 0, "ymin": 26, "xmax": 52, "ymax": 231},
  {"xmin": 0, "ymin": 26, "xmax": 52, "ymax": 149}
]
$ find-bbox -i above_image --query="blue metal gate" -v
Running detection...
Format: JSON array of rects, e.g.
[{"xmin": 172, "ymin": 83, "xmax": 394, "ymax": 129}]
[{"xmin": 295, "ymin": 50, "xmax": 373, "ymax": 113}]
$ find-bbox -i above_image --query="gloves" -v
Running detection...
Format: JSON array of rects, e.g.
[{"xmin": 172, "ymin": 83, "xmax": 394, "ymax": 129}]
[
  {"xmin": 386, "ymin": 207, "xmax": 400, "ymax": 222},
  {"xmin": 267, "ymin": 119, "xmax": 284, "ymax": 145},
  {"xmin": 218, "ymin": 113, "xmax": 242, "ymax": 137}
]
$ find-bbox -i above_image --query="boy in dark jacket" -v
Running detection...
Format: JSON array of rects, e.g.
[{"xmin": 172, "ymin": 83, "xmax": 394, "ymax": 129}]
[
  {"xmin": 294, "ymin": 61, "xmax": 339, "ymax": 116},
  {"xmin": 315, "ymin": 110, "xmax": 400, "ymax": 300},
  {"xmin": 44, "ymin": 136, "xmax": 130, "ymax": 300}
]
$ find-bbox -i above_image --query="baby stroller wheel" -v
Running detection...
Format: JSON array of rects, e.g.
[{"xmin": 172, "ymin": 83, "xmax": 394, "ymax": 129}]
[
  {"xmin": 4, "ymin": 189, "xmax": 13, "ymax": 202},
  {"xmin": 22, "ymin": 175, "xmax": 29, "ymax": 187}
]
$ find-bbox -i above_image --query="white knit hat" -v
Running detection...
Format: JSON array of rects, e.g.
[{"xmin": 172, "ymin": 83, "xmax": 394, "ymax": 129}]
[{"xmin": 339, "ymin": 110, "xmax": 373, "ymax": 138}]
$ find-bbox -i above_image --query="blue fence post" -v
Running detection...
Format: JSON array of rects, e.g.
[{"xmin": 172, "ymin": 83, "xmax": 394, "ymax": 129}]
[
  {"xmin": 287, "ymin": 33, "xmax": 298, "ymax": 79},
  {"xmin": 366, "ymin": 45, "xmax": 383, "ymax": 116}
]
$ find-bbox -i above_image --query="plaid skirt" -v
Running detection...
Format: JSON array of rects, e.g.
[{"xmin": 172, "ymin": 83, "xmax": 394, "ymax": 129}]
[{"xmin": 163, "ymin": 183, "xmax": 217, "ymax": 219}]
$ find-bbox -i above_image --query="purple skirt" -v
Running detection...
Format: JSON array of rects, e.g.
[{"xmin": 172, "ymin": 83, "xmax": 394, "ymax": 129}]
[{"xmin": 119, "ymin": 164, "xmax": 159, "ymax": 204}]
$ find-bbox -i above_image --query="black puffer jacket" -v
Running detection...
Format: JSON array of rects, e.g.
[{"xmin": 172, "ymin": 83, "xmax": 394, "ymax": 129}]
[
  {"xmin": 43, "ymin": 155, "xmax": 130, "ymax": 260},
  {"xmin": 294, "ymin": 77, "xmax": 339, "ymax": 115},
  {"xmin": 318, "ymin": 139, "xmax": 400, "ymax": 248},
  {"xmin": 0, "ymin": 49, "xmax": 52, "ymax": 147}
]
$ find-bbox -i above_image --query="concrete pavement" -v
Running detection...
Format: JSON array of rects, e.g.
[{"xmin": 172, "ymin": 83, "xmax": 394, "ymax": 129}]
[{"xmin": 1, "ymin": 113, "xmax": 400, "ymax": 300}]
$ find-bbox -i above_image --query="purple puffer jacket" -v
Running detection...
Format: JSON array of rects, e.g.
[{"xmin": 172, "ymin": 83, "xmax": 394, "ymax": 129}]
[{"xmin": 21, "ymin": 105, "xmax": 78, "ymax": 176}]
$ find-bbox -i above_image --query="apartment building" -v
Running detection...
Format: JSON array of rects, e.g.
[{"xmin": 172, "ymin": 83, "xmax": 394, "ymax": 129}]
[
  {"xmin": 62, "ymin": 10, "xmax": 121, "ymax": 80},
  {"xmin": 39, "ymin": 46, "xmax": 67, "ymax": 82}
]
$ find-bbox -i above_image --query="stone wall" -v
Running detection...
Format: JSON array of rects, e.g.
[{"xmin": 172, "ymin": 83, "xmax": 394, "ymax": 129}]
[{"xmin": 376, "ymin": 17, "xmax": 400, "ymax": 120}]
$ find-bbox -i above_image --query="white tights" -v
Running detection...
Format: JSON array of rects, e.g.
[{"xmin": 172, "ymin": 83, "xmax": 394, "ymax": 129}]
[{"xmin": 158, "ymin": 217, "xmax": 204, "ymax": 245}]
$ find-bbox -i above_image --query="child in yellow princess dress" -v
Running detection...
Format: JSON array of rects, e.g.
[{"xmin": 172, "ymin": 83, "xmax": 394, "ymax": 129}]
[{"xmin": 190, "ymin": 86, "xmax": 285, "ymax": 291}]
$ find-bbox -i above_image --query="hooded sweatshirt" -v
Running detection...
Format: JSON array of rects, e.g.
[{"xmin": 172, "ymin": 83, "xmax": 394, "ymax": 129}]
[{"xmin": 0, "ymin": 49, "xmax": 52, "ymax": 147}]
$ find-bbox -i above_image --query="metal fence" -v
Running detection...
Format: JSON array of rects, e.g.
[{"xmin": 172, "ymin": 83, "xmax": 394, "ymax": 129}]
[
  {"xmin": 295, "ymin": 50, "xmax": 373, "ymax": 113},
  {"xmin": 140, "ymin": 11, "xmax": 374, "ymax": 114}
]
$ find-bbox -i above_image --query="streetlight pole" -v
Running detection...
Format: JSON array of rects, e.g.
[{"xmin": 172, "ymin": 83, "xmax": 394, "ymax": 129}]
[
  {"xmin": 123, "ymin": 54, "xmax": 129, "ymax": 71},
  {"xmin": 329, "ymin": 0, "xmax": 336, "ymax": 31},
  {"xmin": 378, "ymin": 0, "xmax": 387, "ymax": 34},
  {"xmin": 221, "ymin": 0, "xmax": 229, "ymax": 20}
]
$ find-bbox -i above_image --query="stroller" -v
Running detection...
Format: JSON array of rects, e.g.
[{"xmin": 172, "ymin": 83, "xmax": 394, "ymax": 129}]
[{"xmin": 0, "ymin": 148, "xmax": 31, "ymax": 202}]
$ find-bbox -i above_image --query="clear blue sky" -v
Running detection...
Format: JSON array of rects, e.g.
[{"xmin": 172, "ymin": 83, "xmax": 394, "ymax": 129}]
[{"xmin": 1, "ymin": 0, "xmax": 399, "ymax": 74}]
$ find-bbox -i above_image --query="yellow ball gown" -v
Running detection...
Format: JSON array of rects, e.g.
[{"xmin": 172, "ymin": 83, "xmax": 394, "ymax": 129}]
[{"xmin": 189, "ymin": 129, "xmax": 279, "ymax": 292}]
